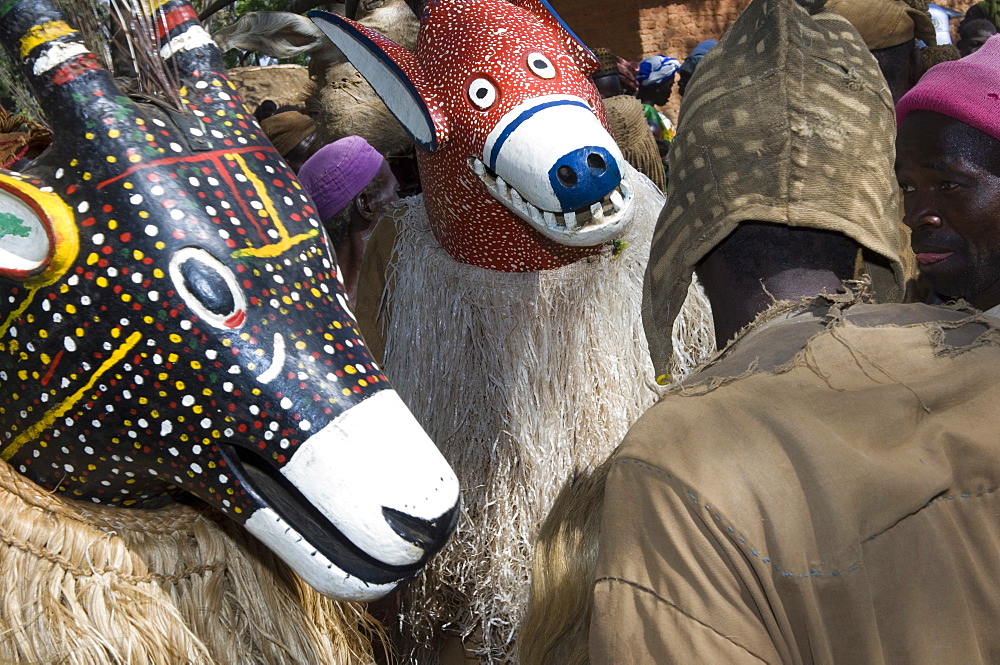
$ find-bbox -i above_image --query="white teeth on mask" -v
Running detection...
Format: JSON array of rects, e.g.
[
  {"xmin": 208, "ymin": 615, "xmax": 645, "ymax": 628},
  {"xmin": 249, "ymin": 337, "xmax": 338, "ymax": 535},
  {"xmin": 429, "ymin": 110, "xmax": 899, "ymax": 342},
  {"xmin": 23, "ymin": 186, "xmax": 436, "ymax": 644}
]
[
  {"xmin": 529, "ymin": 205, "xmax": 545, "ymax": 225},
  {"xmin": 590, "ymin": 201, "xmax": 604, "ymax": 221},
  {"xmin": 511, "ymin": 188, "xmax": 525, "ymax": 212},
  {"xmin": 466, "ymin": 155, "xmax": 634, "ymax": 246},
  {"xmin": 609, "ymin": 189, "xmax": 624, "ymax": 210}
]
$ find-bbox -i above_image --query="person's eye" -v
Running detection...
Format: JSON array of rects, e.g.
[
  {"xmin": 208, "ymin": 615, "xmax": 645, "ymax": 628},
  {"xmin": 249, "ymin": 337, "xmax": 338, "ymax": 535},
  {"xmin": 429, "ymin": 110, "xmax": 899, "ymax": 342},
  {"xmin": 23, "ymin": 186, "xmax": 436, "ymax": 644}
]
[
  {"xmin": 898, "ymin": 182, "xmax": 915, "ymax": 193},
  {"xmin": 939, "ymin": 181, "xmax": 960, "ymax": 191}
]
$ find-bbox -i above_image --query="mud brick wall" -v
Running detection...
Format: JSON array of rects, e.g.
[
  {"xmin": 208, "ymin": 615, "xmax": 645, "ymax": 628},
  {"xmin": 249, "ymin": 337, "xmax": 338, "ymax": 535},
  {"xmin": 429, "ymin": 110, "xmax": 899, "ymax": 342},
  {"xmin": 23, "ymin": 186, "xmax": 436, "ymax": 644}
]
[
  {"xmin": 551, "ymin": 0, "xmax": 977, "ymax": 119},
  {"xmin": 552, "ymin": 0, "xmax": 977, "ymax": 60}
]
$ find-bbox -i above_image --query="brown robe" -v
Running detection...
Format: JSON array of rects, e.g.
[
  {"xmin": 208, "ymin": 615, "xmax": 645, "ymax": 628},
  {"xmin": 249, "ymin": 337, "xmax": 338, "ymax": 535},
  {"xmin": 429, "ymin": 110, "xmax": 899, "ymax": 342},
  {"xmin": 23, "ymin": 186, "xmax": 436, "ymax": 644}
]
[{"xmin": 592, "ymin": 302, "xmax": 1000, "ymax": 664}]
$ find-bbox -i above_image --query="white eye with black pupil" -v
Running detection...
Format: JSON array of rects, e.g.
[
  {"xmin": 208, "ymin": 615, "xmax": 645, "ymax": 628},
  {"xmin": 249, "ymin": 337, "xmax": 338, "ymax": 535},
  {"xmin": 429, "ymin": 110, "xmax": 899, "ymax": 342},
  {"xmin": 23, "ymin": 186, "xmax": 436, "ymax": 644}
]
[
  {"xmin": 526, "ymin": 52, "xmax": 556, "ymax": 79},
  {"xmin": 169, "ymin": 247, "xmax": 247, "ymax": 330},
  {"xmin": 468, "ymin": 78, "xmax": 497, "ymax": 109}
]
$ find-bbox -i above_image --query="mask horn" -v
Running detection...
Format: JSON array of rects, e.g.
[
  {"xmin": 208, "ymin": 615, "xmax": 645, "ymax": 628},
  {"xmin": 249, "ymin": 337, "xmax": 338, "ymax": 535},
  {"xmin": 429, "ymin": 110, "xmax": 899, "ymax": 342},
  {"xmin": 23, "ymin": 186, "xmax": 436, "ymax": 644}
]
[
  {"xmin": 152, "ymin": 0, "xmax": 232, "ymax": 88},
  {"xmin": 0, "ymin": 0, "xmax": 124, "ymax": 132},
  {"xmin": 309, "ymin": 10, "xmax": 448, "ymax": 152}
]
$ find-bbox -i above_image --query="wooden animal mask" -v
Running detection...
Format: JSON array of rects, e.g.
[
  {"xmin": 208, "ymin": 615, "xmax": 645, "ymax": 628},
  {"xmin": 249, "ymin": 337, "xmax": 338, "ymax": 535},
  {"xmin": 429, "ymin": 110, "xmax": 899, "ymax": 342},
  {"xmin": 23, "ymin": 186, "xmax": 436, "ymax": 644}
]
[
  {"xmin": 0, "ymin": 0, "xmax": 459, "ymax": 601},
  {"xmin": 311, "ymin": 0, "xmax": 639, "ymax": 271}
]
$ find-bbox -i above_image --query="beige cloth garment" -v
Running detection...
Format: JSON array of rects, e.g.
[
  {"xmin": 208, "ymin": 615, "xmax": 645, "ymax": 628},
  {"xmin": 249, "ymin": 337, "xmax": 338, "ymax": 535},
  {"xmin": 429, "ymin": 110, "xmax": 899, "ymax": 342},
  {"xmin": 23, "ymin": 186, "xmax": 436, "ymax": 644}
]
[
  {"xmin": 260, "ymin": 110, "xmax": 316, "ymax": 156},
  {"xmin": 592, "ymin": 301, "xmax": 1000, "ymax": 664}
]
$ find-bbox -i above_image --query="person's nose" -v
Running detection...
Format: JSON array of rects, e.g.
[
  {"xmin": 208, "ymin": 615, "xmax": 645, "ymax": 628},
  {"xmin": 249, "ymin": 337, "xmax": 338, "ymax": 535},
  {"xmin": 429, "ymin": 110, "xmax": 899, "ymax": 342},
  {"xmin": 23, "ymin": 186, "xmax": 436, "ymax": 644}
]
[{"xmin": 902, "ymin": 192, "xmax": 944, "ymax": 231}]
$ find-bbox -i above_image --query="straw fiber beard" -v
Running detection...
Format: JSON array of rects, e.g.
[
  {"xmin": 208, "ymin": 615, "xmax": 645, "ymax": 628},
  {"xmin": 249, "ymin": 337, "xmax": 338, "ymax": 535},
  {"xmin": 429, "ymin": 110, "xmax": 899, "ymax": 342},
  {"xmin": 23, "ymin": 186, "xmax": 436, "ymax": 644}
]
[
  {"xmin": 0, "ymin": 458, "xmax": 377, "ymax": 665},
  {"xmin": 380, "ymin": 168, "xmax": 712, "ymax": 662}
]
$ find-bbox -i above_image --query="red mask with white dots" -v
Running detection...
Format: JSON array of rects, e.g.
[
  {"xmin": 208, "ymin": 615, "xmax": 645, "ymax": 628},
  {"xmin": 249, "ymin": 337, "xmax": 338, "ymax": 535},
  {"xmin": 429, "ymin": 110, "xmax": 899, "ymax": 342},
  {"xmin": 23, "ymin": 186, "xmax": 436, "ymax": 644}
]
[{"xmin": 312, "ymin": 0, "xmax": 639, "ymax": 272}]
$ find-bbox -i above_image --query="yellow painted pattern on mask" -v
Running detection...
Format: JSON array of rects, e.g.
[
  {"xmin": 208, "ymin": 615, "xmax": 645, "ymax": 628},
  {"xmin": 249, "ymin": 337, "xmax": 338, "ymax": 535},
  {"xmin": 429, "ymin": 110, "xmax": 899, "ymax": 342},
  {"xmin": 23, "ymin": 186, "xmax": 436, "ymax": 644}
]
[
  {"xmin": 20, "ymin": 21, "xmax": 76, "ymax": 59},
  {"xmin": 1, "ymin": 331, "xmax": 143, "ymax": 460},
  {"xmin": 226, "ymin": 153, "xmax": 319, "ymax": 259}
]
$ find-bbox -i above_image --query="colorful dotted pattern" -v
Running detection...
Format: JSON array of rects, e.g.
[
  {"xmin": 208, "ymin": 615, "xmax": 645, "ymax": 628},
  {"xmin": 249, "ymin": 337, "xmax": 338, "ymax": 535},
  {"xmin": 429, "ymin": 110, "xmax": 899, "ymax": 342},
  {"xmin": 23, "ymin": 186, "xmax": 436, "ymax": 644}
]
[
  {"xmin": 350, "ymin": 0, "xmax": 611, "ymax": 272},
  {"xmin": 0, "ymin": 0, "xmax": 385, "ymax": 520}
]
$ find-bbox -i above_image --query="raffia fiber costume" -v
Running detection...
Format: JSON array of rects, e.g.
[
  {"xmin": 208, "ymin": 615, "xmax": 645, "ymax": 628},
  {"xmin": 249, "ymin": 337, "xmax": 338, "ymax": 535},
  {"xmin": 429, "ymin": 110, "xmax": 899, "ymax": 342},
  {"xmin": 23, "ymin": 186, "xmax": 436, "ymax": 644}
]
[
  {"xmin": 356, "ymin": 164, "xmax": 713, "ymax": 663},
  {"xmin": 592, "ymin": 0, "xmax": 1000, "ymax": 662},
  {"xmin": 0, "ymin": 457, "xmax": 378, "ymax": 665}
]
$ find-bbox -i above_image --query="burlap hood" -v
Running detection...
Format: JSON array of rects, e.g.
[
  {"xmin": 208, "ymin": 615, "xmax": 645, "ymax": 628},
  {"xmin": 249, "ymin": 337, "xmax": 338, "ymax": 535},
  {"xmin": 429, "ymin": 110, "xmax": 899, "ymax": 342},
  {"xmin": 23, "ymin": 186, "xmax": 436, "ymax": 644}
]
[{"xmin": 642, "ymin": 0, "xmax": 906, "ymax": 376}]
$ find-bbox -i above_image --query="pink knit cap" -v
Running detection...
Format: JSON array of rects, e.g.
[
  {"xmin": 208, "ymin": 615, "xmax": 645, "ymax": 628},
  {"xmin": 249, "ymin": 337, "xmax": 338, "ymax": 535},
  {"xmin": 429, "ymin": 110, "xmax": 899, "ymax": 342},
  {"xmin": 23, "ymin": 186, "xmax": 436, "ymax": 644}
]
[
  {"xmin": 897, "ymin": 34, "xmax": 1000, "ymax": 141},
  {"xmin": 297, "ymin": 136, "xmax": 385, "ymax": 221}
]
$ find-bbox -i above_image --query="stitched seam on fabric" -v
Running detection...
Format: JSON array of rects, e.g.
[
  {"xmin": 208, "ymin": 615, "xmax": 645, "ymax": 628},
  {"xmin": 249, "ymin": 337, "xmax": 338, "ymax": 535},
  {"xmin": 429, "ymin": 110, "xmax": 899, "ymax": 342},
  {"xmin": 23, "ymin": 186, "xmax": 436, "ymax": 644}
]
[
  {"xmin": 615, "ymin": 457, "xmax": 864, "ymax": 579},
  {"xmin": 594, "ymin": 576, "xmax": 768, "ymax": 664},
  {"xmin": 862, "ymin": 487, "xmax": 999, "ymax": 543}
]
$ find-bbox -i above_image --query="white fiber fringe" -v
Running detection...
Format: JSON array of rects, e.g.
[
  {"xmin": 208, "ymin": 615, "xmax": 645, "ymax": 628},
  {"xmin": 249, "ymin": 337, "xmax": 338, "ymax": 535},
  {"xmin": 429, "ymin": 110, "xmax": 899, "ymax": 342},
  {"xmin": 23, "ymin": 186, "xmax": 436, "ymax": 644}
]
[{"xmin": 379, "ymin": 168, "xmax": 714, "ymax": 663}]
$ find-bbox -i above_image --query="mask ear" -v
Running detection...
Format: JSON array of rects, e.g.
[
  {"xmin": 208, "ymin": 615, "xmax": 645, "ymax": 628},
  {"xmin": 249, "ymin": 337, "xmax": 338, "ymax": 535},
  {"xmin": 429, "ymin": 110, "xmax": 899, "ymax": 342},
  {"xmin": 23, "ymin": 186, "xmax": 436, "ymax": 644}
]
[
  {"xmin": 513, "ymin": 0, "xmax": 601, "ymax": 74},
  {"xmin": 0, "ymin": 173, "xmax": 77, "ymax": 284},
  {"xmin": 309, "ymin": 10, "xmax": 448, "ymax": 152}
]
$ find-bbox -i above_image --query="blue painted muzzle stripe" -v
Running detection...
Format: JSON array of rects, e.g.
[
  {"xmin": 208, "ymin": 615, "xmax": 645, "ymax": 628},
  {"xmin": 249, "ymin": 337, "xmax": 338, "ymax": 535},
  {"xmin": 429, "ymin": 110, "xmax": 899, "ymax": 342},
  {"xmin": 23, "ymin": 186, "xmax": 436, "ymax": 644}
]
[{"xmin": 487, "ymin": 99, "xmax": 593, "ymax": 172}]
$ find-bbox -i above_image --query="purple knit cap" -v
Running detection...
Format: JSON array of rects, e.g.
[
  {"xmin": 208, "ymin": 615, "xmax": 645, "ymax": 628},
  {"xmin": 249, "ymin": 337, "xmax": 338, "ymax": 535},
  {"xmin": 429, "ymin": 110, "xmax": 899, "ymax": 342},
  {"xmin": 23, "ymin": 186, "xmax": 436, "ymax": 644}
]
[
  {"xmin": 897, "ymin": 34, "xmax": 1000, "ymax": 141},
  {"xmin": 297, "ymin": 136, "xmax": 385, "ymax": 221}
]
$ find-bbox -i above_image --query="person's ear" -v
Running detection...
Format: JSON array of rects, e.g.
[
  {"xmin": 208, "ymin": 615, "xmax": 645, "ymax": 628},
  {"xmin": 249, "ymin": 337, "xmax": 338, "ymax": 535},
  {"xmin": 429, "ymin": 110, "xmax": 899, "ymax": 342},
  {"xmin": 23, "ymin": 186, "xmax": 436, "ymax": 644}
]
[{"xmin": 355, "ymin": 192, "xmax": 376, "ymax": 222}]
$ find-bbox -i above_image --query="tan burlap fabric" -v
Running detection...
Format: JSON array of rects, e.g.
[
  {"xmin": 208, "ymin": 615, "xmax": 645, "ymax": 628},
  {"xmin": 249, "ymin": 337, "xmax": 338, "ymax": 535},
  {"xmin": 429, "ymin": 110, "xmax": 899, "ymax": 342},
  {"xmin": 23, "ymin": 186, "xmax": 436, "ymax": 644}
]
[
  {"xmin": 592, "ymin": 47, "xmax": 619, "ymax": 75},
  {"xmin": 603, "ymin": 95, "xmax": 667, "ymax": 192},
  {"xmin": 642, "ymin": 0, "xmax": 906, "ymax": 376},
  {"xmin": 594, "ymin": 301, "xmax": 1000, "ymax": 663},
  {"xmin": 825, "ymin": 0, "xmax": 937, "ymax": 49}
]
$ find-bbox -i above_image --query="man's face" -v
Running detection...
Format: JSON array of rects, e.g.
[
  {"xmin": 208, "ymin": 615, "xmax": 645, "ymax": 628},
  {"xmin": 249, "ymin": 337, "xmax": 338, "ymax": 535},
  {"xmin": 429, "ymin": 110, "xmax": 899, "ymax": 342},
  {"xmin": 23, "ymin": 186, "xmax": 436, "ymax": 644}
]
[
  {"xmin": 896, "ymin": 111, "xmax": 1000, "ymax": 310},
  {"xmin": 366, "ymin": 159, "xmax": 401, "ymax": 222},
  {"xmin": 960, "ymin": 29, "xmax": 994, "ymax": 57},
  {"xmin": 641, "ymin": 79, "xmax": 673, "ymax": 106},
  {"xmin": 677, "ymin": 69, "xmax": 692, "ymax": 97}
]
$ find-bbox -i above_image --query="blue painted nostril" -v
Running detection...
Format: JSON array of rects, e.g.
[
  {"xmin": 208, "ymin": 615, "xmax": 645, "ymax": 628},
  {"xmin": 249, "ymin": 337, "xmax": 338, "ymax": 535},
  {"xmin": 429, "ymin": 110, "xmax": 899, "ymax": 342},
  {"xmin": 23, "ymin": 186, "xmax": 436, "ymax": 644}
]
[
  {"xmin": 547, "ymin": 146, "xmax": 622, "ymax": 212},
  {"xmin": 557, "ymin": 165, "xmax": 578, "ymax": 187},
  {"xmin": 587, "ymin": 152, "xmax": 606, "ymax": 175}
]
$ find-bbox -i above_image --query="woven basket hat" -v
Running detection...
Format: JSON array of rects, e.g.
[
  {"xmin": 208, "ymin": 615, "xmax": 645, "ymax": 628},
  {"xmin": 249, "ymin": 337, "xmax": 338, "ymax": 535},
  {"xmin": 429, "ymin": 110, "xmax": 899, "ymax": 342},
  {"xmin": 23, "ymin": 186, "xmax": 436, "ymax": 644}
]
[
  {"xmin": 825, "ymin": 0, "xmax": 937, "ymax": 49},
  {"xmin": 642, "ymin": 0, "xmax": 906, "ymax": 376}
]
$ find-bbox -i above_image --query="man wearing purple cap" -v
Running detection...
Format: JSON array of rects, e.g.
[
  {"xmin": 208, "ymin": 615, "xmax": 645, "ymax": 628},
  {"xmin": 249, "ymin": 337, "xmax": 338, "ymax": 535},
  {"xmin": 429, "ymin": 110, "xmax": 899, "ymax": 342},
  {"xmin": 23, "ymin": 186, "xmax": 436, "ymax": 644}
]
[
  {"xmin": 298, "ymin": 136, "xmax": 400, "ymax": 306},
  {"xmin": 895, "ymin": 34, "xmax": 1000, "ymax": 315}
]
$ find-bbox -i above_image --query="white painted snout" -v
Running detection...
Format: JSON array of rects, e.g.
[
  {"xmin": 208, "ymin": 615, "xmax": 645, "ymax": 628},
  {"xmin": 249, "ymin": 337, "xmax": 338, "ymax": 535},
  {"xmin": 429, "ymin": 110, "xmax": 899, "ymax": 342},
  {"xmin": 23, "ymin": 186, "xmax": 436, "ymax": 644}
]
[
  {"xmin": 481, "ymin": 94, "xmax": 626, "ymax": 212},
  {"xmin": 280, "ymin": 389, "xmax": 460, "ymax": 567},
  {"xmin": 475, "ymin": 94, "xmax": 636, "ymax": 246}
]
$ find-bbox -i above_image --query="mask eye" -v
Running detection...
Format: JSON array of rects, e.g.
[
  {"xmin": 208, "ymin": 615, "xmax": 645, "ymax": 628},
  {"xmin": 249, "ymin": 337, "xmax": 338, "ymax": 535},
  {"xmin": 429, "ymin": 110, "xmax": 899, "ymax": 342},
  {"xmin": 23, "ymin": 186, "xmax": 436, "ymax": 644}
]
[
  {"xmin": 169, "ymin": 247, "xmax": 247, "ymax": 329},
  {"xmin": 468, "ymin": 78, "xmax": 497, "ymax": 110},
  {"xmin": 526, "ymin": 52, "xmax": 556, "ymax": 79}
]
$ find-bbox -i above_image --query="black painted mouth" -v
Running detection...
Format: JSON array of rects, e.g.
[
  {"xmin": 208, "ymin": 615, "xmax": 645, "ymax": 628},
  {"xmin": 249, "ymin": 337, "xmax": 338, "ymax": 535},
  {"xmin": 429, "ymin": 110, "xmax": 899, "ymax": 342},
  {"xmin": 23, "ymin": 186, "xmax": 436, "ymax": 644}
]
[
  {"xmin": 383, "ymin": 504, "xmax": 459, "ymax": 551},
  {"xmin": 219, "ymin": 443, "xmax": 425, "ymax": 586}
]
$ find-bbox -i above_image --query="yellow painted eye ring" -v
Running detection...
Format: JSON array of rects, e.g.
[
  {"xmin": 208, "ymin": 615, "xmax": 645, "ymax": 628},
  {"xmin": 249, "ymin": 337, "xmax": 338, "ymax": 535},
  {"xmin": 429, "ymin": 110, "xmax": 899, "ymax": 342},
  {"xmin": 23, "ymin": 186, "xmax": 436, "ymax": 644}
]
[{"xmin": 0, "ymin": 174, "xmax": 78, "ymax": 287}]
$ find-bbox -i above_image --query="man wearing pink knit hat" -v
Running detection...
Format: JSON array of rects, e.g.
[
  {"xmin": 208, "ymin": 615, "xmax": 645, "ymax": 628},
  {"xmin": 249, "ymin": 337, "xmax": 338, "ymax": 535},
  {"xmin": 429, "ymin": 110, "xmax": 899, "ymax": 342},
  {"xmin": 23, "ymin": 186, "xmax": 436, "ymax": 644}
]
[
  {"xmin": 896, "ymin": 34, "xmax": 1000, "ymax": 314},
  {"xmin": 298, "ymin": 136, "xmax": 400, "ymax": 306}
]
